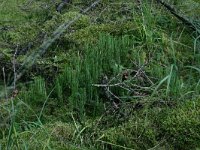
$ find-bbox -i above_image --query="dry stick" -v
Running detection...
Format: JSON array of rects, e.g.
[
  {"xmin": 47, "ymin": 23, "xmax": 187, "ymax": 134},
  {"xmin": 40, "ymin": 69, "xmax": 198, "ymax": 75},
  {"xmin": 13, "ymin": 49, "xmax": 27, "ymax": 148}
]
[
  {"xmin": 157, "ymin": 0, "xmax": 200, "ymax": 35},
  {"xmin": 2, "ymin": 67, "xmax": 8, "ymax": 100},
  {"xmin": 11, "ymin": 0, "xmax": 102, "ymax": 87},
  {"xmin": 12, "ymin": 45, "xmax": 19, "ymax": 90}
]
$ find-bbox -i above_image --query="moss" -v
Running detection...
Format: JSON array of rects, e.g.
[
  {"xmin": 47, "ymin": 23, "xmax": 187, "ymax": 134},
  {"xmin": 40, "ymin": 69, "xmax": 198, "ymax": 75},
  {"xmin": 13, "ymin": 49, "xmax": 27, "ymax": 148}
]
[
  {"xmin": 2, "ymin": 10, "xmax": 90, "ymax": 47},
  {"xmin": 5, "ymin": 22, "xmax": 40, "ymax": 45},
  {"xmin": 100, "ymin": 115, "xmax": 159, "ymax": 150},
  {"xmin": 0, "ymin": 0, "xmax": 28, "ymax": 25},
  {"xmin": 0, "ymin": 1, "xmax": 200, "ymax": 150},
  {"xmin": 43, "ymin": 11, "xmax": 90, "ymax": 34},
  {"xmin": 158, "ymin": 99, "xmax": 200, "ymax": 149},
  {"xmin": 95, "ymin": 98, "xmax": 200, "ymax": 150},
  {"xmin": 66, "ymin": 22, "xmax": 138, "ymax": 44},
  {"xmin": 2, "ymin": 99, "xmax": 200, "ymax": 150}
]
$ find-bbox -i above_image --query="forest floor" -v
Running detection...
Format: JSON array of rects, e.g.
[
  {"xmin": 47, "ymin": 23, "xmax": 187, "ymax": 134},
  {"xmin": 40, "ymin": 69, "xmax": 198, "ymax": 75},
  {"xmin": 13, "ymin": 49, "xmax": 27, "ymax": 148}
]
[{"xmin": 0, "ymin": 0, "xmax": 200, "ymax": 149}]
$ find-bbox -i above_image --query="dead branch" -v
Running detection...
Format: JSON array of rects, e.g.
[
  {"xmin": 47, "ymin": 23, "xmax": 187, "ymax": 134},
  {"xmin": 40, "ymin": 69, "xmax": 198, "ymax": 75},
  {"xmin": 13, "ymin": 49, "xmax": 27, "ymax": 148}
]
[
  {"xmin": 11, "ymin": 0, "xmax": 102, "ymax": 86},
  {"xmin": 157, "ymin": 0, "xmax": 200, "ymax": 35}
]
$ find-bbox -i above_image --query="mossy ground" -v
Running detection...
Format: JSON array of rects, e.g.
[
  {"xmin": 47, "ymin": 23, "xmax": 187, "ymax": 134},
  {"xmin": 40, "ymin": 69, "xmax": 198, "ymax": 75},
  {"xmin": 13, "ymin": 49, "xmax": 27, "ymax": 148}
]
[{"xmin": 0, "ymin": 0, "xmax": 200, "ymax": 149}]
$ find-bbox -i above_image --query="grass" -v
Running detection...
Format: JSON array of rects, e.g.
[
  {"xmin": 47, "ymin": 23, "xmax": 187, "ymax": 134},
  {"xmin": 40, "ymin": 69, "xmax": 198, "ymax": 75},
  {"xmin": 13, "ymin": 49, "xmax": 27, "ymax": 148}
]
[{"xmin": 0, "ymin": 0, "xmax": 200, "ymax": 149}]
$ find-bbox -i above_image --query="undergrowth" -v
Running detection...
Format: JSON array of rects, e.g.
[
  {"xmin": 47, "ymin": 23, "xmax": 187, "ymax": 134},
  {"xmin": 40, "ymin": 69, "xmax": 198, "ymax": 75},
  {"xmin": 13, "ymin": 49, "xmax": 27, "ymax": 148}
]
[{"xmin": 0, "ymin": 0, "xmax": 200, "ymax": 149}]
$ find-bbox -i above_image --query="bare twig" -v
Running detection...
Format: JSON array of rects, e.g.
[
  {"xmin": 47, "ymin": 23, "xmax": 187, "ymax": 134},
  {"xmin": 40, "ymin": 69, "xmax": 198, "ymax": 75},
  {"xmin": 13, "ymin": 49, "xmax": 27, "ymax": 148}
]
[
  {"xmin": 12, "ymin": 45, "xmax": 19, "ymax": 90},
  {"xmin": 2, "ymin": 67, "xmax": 8, "ymax": 100},
  {"xmin": 92, "ymin": 83, "xmax": 123, "ymax": 87}
]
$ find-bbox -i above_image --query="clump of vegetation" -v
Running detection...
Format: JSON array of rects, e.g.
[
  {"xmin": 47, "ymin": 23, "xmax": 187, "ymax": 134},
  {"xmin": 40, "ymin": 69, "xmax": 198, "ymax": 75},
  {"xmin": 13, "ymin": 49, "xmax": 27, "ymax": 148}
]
[
  {"xmin": 0, "ymin": 121, "xmax": 76, "ymax": 150},
  {"xmin": 158, "ymin": 99, "xmax": 200, "ymax": 149},
  {"xmin": 66, "ymin": 22, "xmax": 138, "ymax": 44},
  {"xmin": 0, "ymin": 0, "xmax": 200, "ymax": 149}
]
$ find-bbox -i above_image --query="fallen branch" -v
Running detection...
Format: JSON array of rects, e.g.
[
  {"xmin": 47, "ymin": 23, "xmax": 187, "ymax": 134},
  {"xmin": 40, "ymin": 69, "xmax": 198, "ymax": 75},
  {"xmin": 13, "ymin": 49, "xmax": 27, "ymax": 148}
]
[
  {"xmin": 11, "ymin": 0, "xmax": 102, "ymax": 86},
  {"xmin": 157, "ymin": 0, "xmax": 200, "ymax": 35}
]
